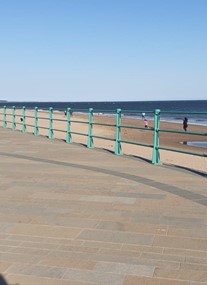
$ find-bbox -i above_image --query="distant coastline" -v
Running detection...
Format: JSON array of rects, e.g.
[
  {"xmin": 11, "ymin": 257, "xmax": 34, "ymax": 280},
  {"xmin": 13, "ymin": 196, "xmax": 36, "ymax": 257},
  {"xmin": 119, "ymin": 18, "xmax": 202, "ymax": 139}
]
[{"xmin": 1, "ymin": 100, "xmax": 207, "ymax": 127}]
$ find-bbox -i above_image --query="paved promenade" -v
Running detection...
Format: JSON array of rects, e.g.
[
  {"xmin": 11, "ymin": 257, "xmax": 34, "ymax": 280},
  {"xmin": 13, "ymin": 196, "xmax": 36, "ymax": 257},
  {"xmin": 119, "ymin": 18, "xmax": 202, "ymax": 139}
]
[{"xmin": 0, "ymin": 127, "xmax": 207, "ymax": 285}]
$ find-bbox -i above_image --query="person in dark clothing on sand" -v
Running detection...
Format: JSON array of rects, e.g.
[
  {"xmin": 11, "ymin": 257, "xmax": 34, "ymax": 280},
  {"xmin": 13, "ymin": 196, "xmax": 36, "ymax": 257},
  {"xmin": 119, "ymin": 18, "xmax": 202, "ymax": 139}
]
[{"xmin": 183, "ymin": 117, "xmax": 188, "ymax": 132}]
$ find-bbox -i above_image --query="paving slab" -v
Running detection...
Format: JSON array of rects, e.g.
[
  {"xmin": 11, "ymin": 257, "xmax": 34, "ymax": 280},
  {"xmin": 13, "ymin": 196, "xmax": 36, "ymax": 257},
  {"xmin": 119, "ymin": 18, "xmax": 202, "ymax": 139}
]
[{"xmin": 0, "ymin": 128, "xmax": 207, "ymax": 285}]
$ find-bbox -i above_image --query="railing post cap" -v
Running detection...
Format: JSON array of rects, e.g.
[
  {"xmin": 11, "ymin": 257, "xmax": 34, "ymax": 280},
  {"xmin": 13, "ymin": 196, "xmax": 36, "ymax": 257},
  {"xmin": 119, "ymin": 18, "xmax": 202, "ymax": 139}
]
[
  {"xmin": 49, "ymin": 107, "xmax": 53, "ymax": 110},
  {"xmin": 117, "ymin": 108, "xmax": 122, "ymax": 113},
  {"xmin": 155, "ymin": 109, "xmax": 160, "ymax": 114},
  {"xmin": 89, "ymin": 108, "xmax": 93, "ymax": 112}
]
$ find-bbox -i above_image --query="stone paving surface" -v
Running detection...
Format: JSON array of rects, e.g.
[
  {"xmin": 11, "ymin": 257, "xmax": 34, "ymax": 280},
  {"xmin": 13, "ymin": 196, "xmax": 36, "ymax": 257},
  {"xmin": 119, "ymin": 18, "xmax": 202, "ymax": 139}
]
[{"xmin": 0, "ymin": 128, "xmax": 207, "ymax": 285}]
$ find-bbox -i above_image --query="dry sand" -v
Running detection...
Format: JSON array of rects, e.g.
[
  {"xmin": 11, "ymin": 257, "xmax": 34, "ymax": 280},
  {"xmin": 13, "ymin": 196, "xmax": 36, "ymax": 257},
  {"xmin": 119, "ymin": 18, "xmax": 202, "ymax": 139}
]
[{"xmin": 2, "ymin": 108, "xmax": 207, "ymax": 174}]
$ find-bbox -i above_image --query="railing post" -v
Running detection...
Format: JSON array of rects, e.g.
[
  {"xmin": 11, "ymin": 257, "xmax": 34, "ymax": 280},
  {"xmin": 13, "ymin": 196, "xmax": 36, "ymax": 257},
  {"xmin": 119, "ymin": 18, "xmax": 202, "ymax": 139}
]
[
  {"xmin": 12, "ymin": 106, "xmax": 16, "ymax": 131},
  {"xmin": 115, "ymin": 108, "xmax": 122, "ymax": 155},
  {"xmin": 152, "ymin": 109, "xmax": 160, "ymax": 164},
  {"xmin": 22, "ymin": 106, "xmax": 26, "ymax": 133},
  {"xmin": 87, "ymin": 108, "xmax": 94, "ymax": 148},
  {"xmin": 3, "ymin": 106, "xmax": 7, "ymax": 128},
  {"xmin": 34, "ymin": 107, "xmax": 39, "ymax": 136},
  {"xmin": 48, "ymin": 107, "xmax": 54, "ymax": 139},
  {"xmin": 66, "ymin": 108, "xmax": 72, "ymax": 143}
]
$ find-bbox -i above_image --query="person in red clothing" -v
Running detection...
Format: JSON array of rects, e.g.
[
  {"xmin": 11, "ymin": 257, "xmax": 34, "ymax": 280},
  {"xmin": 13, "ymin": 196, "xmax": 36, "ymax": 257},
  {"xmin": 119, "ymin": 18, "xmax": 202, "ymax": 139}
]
[{"xmin": 144, "ymin": 118, "xmax": 149, "ymax": 128}]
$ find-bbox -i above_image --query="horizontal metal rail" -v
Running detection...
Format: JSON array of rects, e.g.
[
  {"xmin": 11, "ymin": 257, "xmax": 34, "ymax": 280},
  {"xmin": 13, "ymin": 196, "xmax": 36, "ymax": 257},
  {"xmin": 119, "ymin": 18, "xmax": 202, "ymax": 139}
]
[
  {"xmin": 159, "ymin": 146, "xmax": 207, "ymax": 157},
  {"xmin": 70, "ymin": 131, "xmax": 88, "ymax": 137},
  {"xmin": 0, "ymin": 106, "xmax": 206, "ymax": 170},
  {"xmin": 69, "ymin": 120, "xmax": 88, "ymax": 124},
  {"xmin": 93, "ymin": 122, "xmax": 116, "ymax": 127},
  {"xmin": 38, "ymin": 117, "xmax": 50, "ymax": 120},
  {"xmin": 121, "ymin": 140, "xmax": 153, "ymax": 148},
  {"xmin": 160, "ymin": 129, "xmax": 206, "ymax": 136},
  {"xmin": 52, "ymin": 118, "xmax": 66, "ymax": 122},
  {"xmin": 93, "ymin": 135, "xmax": 115, "ymax": 141},
  {"xmin": 52, "ymin": 128, "xmax": 66, "ymax": 133},
  {"xmin": 121, "ymin": 124, "xmax": 154, "ymax": 131},
  {"xmin": 38, "ymin": 126, "xmax": 49, "ymax": 130}
]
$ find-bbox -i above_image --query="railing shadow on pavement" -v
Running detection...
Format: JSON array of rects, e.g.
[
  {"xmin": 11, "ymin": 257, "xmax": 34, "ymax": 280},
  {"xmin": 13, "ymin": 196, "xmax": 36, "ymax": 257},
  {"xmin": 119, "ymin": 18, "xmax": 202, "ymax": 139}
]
[
  {"xmin": 167, "ymin": 164, "xmax": 207, "ymax": 178},
  {"xmin": 0, "ymin": 275, "xmax": 18, "ymax": 285}
]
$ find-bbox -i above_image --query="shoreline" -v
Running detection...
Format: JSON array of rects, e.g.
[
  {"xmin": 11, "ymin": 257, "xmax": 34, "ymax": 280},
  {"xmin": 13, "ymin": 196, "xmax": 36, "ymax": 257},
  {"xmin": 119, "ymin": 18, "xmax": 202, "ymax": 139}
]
[{"xmin": 6, "ymin": 107, "xmax": 207, "ymax": 127}]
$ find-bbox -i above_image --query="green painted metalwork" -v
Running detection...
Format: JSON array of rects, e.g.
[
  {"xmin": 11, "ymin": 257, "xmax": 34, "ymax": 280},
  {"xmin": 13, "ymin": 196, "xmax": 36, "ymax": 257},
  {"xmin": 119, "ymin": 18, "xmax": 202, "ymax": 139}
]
[
  {"xmin": 34, "ymin": 107, "xmax": 39, "ymax": 136},
  {"xmin": 12, "ymin": 106, "xmax": 16, "ymax": 130},
  {"xmin": 48, "ymin": 107, "xmax": 54, "ymax": 139},
  {"xmin": 152, "ymin": 109, "xmax": 160, "ymax": 164},
  {"xmin": 115, "ymin": 108, "xmax": 122, "ymax": 155},
  {"xmin": 159, "ymin": 146, "xmax": 207, "ymax": 157},
  {"xmin": 3, "ymin": 106, "xmax": 7, "ymax": 128},
  {"xmin": 120, "ymin": 124, "xmax": 153, "ymax": 131},
  {"xmin": 1, "ymin": 105, "xmax": 207, "ymax": 168},
  {"xmin": 160, "ymin": 129, "xmax": 206, "ymax": 136},
  {"xmin": 71, "ymin": 131, "xmax": 88, "ymax": 136},
  {"xmin": 87, "ymin": 108, "xmax": 94, "ymax": 148},
  {"xmin": 69, "ymin": 119, "xmax": 88, "ymax": 124},
  {"xmin": 22, "ymin": 106, "xmax": 26, "ymax": 133},
  {"xmin": 121, "ymin": 139, "xmax": 153, "ymax": 148},
  {"xmin": 66, "ymin": 108, "xmax": 72, "ymax": 143},
  {"xmin": 93, "ymin": 122, "xmax": 116, "ymax": 127},
  {"xmin": 92, "ymin": 135, "xmax": 115, "ymax": 141}
]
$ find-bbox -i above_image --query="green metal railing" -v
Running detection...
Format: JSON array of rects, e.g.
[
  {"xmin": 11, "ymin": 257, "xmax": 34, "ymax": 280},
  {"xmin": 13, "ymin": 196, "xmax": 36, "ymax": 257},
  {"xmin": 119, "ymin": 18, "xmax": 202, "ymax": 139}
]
[
  {"xmin": 0, "ymin": 106, "xmax": 206, "ymax": 165},
  {"xmin": 158, "ymin": 110, "xmax": 207, "ymax": 159}
]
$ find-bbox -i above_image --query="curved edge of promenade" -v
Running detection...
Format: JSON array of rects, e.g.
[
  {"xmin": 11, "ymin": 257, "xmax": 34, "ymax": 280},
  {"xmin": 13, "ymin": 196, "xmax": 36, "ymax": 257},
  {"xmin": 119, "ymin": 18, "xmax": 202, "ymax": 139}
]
[{"xmin": 0, "ymin": 128, "xmax": 207, "ymax": 285}]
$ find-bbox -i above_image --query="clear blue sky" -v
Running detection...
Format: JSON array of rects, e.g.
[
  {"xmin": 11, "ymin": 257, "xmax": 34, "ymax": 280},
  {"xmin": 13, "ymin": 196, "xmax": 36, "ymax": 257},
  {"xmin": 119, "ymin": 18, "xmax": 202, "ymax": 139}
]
[{"xmin": 0, "ymin": 0, "xmax": 207, "ymax": 102}]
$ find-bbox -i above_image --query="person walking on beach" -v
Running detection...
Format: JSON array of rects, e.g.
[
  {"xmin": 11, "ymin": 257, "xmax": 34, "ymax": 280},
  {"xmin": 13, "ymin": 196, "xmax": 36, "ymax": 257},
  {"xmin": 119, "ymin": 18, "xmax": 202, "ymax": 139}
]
[
  {"xmin": 183, "ymin": 117, "xmax": 188, "ymax": 132},
  {"xmin": 141, "ymin": 112, "xmax": 146, "ymax": 120},
  {"xmin": 144, "ymin": 118, "xmax": 149, "ymax": 128}
]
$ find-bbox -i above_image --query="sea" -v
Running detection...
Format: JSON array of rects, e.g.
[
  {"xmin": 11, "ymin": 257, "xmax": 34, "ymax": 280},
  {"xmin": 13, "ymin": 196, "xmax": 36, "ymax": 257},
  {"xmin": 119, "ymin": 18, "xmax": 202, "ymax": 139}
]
[{"xmin": 1, "ymin": 100, "xmax": 207, "ymax": 126}]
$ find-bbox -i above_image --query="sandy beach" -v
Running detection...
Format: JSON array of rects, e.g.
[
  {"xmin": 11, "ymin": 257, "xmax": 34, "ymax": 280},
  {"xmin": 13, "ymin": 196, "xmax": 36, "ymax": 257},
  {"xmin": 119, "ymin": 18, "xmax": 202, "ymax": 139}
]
[{"xmin": 1, "ymin": 108, "xmax": 207, "ymax": 174}]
